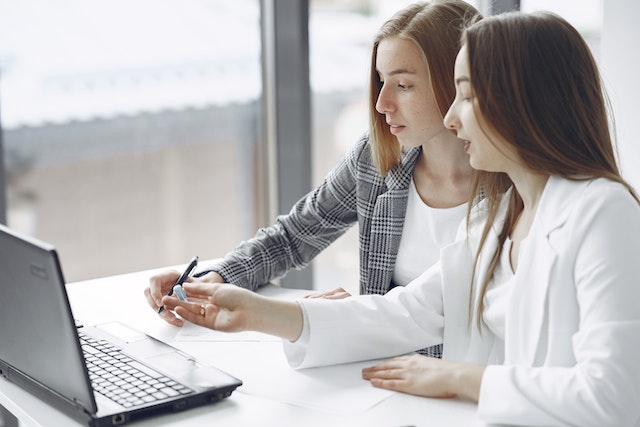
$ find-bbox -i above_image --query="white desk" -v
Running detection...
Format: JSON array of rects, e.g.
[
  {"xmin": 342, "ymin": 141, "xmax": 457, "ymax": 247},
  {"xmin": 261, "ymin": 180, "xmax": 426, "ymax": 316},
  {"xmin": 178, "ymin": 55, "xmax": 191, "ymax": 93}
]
[{"xmin": 0, "ymin": 265, "xmax": 493, "ymax": 427}]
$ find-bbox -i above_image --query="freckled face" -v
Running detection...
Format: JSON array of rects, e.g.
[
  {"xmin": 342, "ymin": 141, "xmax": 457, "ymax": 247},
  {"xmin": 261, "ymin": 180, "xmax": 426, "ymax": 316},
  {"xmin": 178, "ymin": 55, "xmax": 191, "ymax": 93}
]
[
  {"xmin": 375, "ymin": 37, "xmax": 446, "ymax": 148},
  {"xmin": 443, "ymin": 45, "xmax": 520, "ymax": 173}
]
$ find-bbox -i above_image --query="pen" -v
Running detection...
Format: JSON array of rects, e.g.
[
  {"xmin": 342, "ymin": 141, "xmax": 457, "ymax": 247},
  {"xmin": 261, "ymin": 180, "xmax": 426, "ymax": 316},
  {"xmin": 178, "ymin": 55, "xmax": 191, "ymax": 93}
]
[{"xmin": 157, "ymin": 256, "xmax": 199, "ymax": 314}]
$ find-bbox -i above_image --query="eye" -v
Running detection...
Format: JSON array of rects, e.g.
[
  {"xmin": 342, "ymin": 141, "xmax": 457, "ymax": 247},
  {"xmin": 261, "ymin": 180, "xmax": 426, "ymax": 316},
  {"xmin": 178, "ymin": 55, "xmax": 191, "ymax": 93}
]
[
  {"xmin": 398, "ymin": 83, "xmax": 412, "ymax": 90},
  {"xmin": 458, "ymin": 83, "xmax": 473, "ymax": 101},
  {"xmin": 463, "ymin": 91, "xmax": 476, "ymax": 102}
]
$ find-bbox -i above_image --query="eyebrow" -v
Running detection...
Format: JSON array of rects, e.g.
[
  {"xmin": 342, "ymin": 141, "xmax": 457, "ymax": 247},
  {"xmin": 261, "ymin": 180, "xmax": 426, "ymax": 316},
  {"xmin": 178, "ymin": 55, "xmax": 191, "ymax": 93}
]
[
  {"xmin": 455, "ymin": 76, "xmax": 470, "ymax": 85},
  {"xmin": 376, "ymin": 68, "xmax": 417, "ymax": 77}
]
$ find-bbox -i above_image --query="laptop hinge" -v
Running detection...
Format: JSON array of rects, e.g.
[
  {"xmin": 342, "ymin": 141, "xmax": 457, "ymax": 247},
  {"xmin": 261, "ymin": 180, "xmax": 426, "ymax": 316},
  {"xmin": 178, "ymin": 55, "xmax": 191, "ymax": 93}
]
[{"xmin": 72, "ymin": 397, "xmax": 93, "ymax": 415}]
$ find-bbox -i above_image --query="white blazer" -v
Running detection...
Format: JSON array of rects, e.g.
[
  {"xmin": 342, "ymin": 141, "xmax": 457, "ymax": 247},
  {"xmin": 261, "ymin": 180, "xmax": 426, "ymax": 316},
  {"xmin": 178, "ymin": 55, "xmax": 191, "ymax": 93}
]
[{"xmin": 284, "ymin": 176, "xmax": 640, "ymax": 427}]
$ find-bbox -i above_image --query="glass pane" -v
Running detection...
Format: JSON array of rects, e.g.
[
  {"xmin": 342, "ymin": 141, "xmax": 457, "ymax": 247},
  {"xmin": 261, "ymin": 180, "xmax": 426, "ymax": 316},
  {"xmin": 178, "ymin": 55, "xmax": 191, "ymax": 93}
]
[{"xmin": 0, "ymin": 0, "xmax": 262, "ymax": 282}]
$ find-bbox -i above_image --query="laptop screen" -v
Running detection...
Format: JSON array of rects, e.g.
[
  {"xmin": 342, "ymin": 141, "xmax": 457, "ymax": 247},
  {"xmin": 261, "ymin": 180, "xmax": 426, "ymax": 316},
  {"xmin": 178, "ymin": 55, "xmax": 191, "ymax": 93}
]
[{"xmin": 0, "ymin": 225, "xmax": 97, "ymax": 413}]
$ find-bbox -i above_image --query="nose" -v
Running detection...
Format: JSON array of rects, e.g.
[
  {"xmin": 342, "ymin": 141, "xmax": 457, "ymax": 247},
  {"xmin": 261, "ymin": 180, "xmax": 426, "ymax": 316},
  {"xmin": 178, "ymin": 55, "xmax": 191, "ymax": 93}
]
[
  {"xmin": 443, "ymin": 103, "xmax": 459, "ymax": 130},
  {"xmin": 375, "ymin": 84, "xmax": 394, "ymax": 115}
]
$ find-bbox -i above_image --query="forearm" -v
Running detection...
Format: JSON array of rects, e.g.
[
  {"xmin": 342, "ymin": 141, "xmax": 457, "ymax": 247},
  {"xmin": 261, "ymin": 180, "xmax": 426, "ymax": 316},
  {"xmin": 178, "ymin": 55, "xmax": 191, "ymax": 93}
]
[{"xmin": 248, "ymin": 294, "xmax": 303, "ymax": 342}]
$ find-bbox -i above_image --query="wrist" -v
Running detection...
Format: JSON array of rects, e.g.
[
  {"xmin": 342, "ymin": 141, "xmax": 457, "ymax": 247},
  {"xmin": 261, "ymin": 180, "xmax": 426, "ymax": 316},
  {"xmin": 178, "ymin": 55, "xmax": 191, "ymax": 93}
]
[
  {"xmin": 450, "ymin": 363, "xmax": 485, "ymax": 402},
  {"xmin": 248, "ymin": 294, "xmax": 303, "ymax": 341}
]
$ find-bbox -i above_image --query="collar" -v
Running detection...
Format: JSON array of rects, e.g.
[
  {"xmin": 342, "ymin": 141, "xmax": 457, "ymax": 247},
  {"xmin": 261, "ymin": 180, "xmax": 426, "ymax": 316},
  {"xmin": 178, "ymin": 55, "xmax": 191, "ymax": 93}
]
[
  {"xmin": 535, "ymin": 176, "xmax": 594, "ymax": 237},
  {"xmin": 384, "ymin": 146, "xmax": 421, "ymax": 191}
]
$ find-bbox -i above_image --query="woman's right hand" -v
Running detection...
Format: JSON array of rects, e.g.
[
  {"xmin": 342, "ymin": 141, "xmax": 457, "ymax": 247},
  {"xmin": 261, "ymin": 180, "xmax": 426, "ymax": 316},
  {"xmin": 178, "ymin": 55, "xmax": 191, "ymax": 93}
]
[
  {"xmin": 304, "ymin": 287, "xmax": 352, "ymax": 300},
  {"xmin": 170, "ymin": 282, "xmax": 304, "ymax": 341},
  {"xmin": 144, "ymin": 270, "xmax": 225, "ymax": 326}
]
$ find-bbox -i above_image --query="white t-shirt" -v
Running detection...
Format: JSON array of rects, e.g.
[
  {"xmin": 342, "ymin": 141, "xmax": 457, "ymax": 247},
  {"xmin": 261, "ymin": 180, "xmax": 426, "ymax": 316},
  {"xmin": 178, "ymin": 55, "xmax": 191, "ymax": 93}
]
[
  {"xmin": 482, "ymin": 238, "xmax": 515, "ymax": 364},
  {"xmin": 392, "ymin": 177, "xmax": 467, "ymax": 287}
]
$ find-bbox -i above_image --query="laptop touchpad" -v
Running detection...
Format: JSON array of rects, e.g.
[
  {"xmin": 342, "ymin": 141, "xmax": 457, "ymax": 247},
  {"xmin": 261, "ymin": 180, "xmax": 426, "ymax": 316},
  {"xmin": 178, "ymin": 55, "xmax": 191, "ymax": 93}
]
[{"xmin": 146, "ymin": 352, "xmax": 234, "ymax": 389}]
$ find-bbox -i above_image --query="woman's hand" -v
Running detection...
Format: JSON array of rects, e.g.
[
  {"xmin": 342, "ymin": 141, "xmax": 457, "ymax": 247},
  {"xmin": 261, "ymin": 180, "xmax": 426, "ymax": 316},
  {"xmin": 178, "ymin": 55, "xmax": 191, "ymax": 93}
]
[
  {"xmin": 165, "ymin": 282, "xmax": 304, "ymax": 341},
  {"xmin": 162, "ymin": 282, "xmax": 253, "ymax": 332},
  {"xmin": 304, "ymin": 287, "xmax": 352, "ymax": 300},
  {"xmin": 144, "ymin": 270, "xmax": 224, "ymax": 326},
  {"xmin": 362, "ymin": 354, "xmax": 485, "ymax": 401}
]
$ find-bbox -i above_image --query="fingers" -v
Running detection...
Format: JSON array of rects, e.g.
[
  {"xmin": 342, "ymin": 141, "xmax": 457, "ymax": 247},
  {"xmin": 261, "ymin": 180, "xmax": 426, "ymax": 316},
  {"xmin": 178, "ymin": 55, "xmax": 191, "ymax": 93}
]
[
  {"xmin": 160, "ymin": 294, "xmax": 212, "ymax": 327},
  {"xmin": 362, "ymin": 360, "xmax": 405, "ymax": 380},
  {"xmin": 362, "ymin": 367, "xmax": 403, "ymax": 380},
  {"xmin": 362, "ymin": 355, "xmax": 460, "ymax": 398},
  {"xmin": 362, "ymin": 364, "xmax": 407, "ymax": 392},
  {"xmin": 173, "ymin": 299, "xmax": 213, "ymax": 327},
  {"xmin": 143, "ymin": 287, "xmax": 157, "ymax": 310},
  {"xmin": 147, "ymin": 270, "xmax": 181, "ymax": 307},
  {"xmin": 181, "ymin": 281, "xmax": 219, "ymax": 297},
  {"xmin": 362, "ymin": 355, "xmax": 417, "ymax": 382},
  {"xmin": 158, "ymin": 303, "xmax": 185, "ymax": 327},
  {"xmin": 304, "ymin": 287, "xmax": 352, "ymax": 300},
  {"xmin": 363, "ymin": 356, "xmax": 411, "ymax": 371},
  {"xmin": 144, "ymin": 270, "xmax": 186, "ymax": 326}
]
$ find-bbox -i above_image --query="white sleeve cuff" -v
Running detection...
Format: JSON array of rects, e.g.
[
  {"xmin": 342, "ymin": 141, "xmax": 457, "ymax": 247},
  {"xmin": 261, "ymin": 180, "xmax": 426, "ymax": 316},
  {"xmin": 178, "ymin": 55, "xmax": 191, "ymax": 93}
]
[{"xmin": 282, "ymin": 301, "xmax": 310, "ymax": 369}]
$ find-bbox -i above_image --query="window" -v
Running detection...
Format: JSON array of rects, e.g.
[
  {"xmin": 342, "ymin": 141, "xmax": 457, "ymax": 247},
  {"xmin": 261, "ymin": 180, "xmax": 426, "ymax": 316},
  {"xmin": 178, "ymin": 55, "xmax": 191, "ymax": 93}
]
[{"xmin": 0, "ymin": 0, "xmax": 262, "ymax": 281}]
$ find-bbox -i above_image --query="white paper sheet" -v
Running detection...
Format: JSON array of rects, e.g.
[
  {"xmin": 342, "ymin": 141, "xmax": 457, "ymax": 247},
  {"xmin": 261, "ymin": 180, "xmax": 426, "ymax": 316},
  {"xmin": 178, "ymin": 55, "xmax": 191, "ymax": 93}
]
[
  {"xmin": 236, "ymin": 358, "xmax": 395, "ymax": 415},
  {"xmin": 171, "ymin": 285, "xmax": 395, "ymax": 415},
  {"xmin": 173, "ymin": 322, "xmax": 280, "ymax": 342},
  {"xmin": 223, "ymin": 343, "xmax": 395, "ymax": 416}
]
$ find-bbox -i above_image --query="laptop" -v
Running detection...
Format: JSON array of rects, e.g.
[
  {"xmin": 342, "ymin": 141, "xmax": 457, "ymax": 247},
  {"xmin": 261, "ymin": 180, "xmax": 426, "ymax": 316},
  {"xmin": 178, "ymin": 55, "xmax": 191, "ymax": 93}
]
[{"xmin": 0, "ymin": 224, "xmax": 242, "ymax": 426}]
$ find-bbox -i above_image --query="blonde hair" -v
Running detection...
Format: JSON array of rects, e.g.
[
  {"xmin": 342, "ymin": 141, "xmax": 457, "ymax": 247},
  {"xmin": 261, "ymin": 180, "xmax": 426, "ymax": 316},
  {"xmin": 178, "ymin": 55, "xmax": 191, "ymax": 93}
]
[{"xmin": 368, "ymin": 0, "xmax": 481, "ymax": 175}]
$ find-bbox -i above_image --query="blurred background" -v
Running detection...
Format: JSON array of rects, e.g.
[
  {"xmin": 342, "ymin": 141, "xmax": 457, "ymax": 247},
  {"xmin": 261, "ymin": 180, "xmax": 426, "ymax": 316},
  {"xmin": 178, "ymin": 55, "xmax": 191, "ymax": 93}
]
[{"xmin": 0, "ymin": 0, "xmax": 622, "ymax": 298}]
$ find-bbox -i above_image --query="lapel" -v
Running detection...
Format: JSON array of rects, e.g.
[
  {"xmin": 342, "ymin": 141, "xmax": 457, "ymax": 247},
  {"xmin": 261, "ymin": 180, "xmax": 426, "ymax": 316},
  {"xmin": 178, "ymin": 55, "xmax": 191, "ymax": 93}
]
[
  {"xmin": 364, "ymin": 147, "xmax": 420, "ymax": 294},
  {"xmin": 505, "ymin": 177, "xmax": 588, "ymax": 365}
]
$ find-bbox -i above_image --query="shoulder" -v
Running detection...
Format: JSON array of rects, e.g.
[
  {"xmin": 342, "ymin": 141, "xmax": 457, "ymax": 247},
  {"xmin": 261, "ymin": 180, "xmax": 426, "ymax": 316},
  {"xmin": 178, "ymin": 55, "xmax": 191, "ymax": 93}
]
[
  {"xmin": 538, "ymin": 177, "xmax": 640, "ymax": 247},
  {"xmin": 342, "ymin": 133, "xmax": 382, "ymax": 181},
  {"xmin": 347, "ymin": 132, "xmax": 371, "ymax": 159},
  {"xmin": 345, "ymin": 132, "xmax": 372, "ymax": 162},
  {"xmin": 539, "ymin": 177, "xmax": 639, "ymax": 234}
]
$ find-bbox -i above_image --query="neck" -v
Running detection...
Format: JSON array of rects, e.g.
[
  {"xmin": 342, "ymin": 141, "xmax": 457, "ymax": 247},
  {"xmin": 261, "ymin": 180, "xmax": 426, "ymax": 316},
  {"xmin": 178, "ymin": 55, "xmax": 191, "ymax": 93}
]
[
  {"xmin": 411, "ymin": 128, "xmax": 472, "ymax": 208},
  {"xmin": 416, "ymin": 128, "xmax": 472, "ymax": 180},
  {"xmin": 510, "ymin": 169, "xmax": 550, "ymax": 212}
]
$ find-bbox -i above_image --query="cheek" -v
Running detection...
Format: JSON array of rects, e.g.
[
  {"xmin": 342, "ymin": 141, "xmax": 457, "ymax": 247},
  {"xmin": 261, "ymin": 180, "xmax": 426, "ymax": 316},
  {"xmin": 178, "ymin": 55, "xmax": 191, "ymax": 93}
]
[
  {"xmin": 461, "ymin": 110, "xmax": 485, "ymax": 138},
  {"xmin": 413, "ymin": 99, "xmax": 444, "ymax": 129}
]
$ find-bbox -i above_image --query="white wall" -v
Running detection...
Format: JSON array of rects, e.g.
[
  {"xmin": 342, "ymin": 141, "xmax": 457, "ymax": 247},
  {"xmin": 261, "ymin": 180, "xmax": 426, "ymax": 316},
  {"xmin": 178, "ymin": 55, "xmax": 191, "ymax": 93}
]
[{"xmin": 602, "ymin": 0, "xmax": 640, "ymax": 190}]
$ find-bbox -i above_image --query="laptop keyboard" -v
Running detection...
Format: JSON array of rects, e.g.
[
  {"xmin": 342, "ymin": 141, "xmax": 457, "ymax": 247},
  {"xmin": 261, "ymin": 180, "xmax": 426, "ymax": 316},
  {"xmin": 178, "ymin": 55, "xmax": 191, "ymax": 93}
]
[{"xmin": 79, "ymin": 332, "xmax": 194, "ymax": 408}]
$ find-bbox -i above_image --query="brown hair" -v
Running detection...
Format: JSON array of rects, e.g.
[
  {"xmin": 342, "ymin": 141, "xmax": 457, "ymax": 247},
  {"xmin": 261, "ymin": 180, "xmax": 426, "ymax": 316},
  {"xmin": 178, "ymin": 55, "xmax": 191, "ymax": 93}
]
[
  {"xmin": 368, "ymin": 0, "xmax": 481, "ymax": 175},
  {"xmin": 463, "ymin": 11, "xmax": 640, "ymax": 329}
]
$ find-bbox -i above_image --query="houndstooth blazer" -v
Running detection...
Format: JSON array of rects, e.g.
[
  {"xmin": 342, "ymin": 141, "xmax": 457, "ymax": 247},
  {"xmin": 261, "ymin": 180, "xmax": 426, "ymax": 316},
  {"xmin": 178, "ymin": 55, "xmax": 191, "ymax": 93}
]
[{"xmin": 207, "ymin": 133, "xmax": 421, "ymax": 296}]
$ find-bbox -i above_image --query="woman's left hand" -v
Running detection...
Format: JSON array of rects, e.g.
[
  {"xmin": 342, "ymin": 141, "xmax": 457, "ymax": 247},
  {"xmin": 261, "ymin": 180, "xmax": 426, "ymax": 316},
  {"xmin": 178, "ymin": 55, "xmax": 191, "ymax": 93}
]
[{"xmin": 362, "ymin": 354, "xmax": 485, "ymax": 401}]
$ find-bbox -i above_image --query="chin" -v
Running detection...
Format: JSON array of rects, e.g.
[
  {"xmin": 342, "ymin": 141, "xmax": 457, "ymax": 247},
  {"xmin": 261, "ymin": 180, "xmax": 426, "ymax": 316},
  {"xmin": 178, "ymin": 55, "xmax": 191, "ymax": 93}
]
[
  {"xmin": 469, "ymin": 159, "xmax": 485, "ymax": 171},
  {"xmin": 399, "ymin": 139, "xmax": 422, "ymax": 149}
]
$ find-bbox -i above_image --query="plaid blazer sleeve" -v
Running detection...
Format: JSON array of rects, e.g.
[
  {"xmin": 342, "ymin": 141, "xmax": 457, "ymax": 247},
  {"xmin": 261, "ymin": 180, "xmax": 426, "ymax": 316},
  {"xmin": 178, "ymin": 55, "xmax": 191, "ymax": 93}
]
[{"xmin": 207, "ymin": 135, "xmax": 370, "ymax": 290}]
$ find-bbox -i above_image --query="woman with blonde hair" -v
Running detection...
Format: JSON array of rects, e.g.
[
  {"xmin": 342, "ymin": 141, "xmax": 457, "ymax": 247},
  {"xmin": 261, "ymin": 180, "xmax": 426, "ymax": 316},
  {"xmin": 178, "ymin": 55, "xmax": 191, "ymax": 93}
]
[{"xmin": 146, "ymin": 1, "xmax": 480, "ymax": 358}]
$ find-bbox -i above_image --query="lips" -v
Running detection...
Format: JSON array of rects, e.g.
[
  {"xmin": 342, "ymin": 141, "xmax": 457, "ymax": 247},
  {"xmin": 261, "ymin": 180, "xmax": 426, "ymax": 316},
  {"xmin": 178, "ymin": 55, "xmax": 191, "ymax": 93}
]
[{"xmin": 388, "ymin": 123, "xmax": 405, "ymax": 135}]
